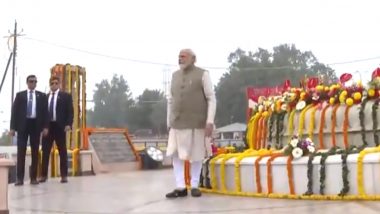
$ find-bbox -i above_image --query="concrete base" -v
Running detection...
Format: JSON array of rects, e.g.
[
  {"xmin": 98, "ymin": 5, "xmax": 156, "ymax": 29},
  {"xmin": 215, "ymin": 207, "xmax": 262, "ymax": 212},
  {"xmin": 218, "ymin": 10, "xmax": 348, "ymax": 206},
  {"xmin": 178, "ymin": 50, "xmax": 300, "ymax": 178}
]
[
  {"xmin": 0, "ymin": 158, "xmax": 14, "ymax": 214},
  {"xmin": 209, "ymin": 151, "xmax": 380, "ymax": 196},
  {"xmin": 6, "ymin": 169, "xmax": 380, "ymax": 214}
]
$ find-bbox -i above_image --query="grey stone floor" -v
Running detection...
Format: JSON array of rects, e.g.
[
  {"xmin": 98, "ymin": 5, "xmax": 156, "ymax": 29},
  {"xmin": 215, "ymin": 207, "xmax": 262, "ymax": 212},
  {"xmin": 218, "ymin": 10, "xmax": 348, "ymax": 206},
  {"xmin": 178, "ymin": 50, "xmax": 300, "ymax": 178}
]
[{"xmin": 7, "ymin": 169, "xmax": 380, "ymax": 214}]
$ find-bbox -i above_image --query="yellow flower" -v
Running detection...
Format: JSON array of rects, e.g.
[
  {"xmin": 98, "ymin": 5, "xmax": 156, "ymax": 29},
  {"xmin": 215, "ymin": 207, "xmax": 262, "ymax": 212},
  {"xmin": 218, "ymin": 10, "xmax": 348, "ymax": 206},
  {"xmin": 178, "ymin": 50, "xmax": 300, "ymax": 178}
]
[
  {"xmin": 339, "ymin": 95, "xmax": 346, "ymax": 104},
  {"xmin": 290, "ymin": 93, "xmax": 296, "ymax": 101},
  {"xmin": 300, "ymin": 92, "xmax": 306, "ymax": 100},
  {"xmin": 341, "ymin": 90, "xmax": 348, "ymax": 96},
  {"xmin": 353, "ymin": 92, "xmax": 362, "ymax": 101},
  {"xmin": 346, "ymin": 98, "xmax": 354, "ymax": 106},
  {"xmin": 329, "ymin": 97, "xmax": 335, "ymax": 105},
  {"xmin": 368, "ymin": 89, "xmax": 375, "ymax": 97},
  {"xmin": 316, "ymin": 85, "xmax": 323, "ymax": 92},
  {"xmin": 324, "ymin": 86, "xmax": 330, "ymax": 92}
]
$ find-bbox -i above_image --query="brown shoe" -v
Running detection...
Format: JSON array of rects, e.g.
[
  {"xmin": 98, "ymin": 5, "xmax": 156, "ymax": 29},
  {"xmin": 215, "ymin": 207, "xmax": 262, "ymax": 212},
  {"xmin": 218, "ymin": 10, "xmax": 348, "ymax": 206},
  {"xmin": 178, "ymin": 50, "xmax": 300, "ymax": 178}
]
[
  {"xmin": 191, "ymin": 188, "xmax": 202, "ymax": 197},
  {"xmin": 60, "ymin": 177, "xmax": 68, "ymax": 183},
  {"xmin": 165, "ymin": 189, "xmax": 187, "ymax": 198}
]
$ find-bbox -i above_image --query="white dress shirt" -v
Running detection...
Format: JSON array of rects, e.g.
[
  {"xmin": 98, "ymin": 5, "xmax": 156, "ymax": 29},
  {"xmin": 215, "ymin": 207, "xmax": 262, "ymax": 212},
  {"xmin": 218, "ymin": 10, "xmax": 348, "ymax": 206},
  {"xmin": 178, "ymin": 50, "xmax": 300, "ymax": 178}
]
[
  {"xmin": 27, "ymin": 89, "xmax": 37, "ymax": 119},
  {"xmin": 48, "ymin": 89, "xmax": 59, "ymax": 121}
]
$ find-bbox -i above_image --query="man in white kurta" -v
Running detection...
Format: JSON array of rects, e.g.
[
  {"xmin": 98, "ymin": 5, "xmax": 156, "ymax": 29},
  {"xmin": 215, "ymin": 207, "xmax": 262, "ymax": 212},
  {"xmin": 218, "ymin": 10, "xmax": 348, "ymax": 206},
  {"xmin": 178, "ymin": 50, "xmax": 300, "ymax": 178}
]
[{"xmin": 166, "ymin": 49, "xmax": 216, "ymax": 198}]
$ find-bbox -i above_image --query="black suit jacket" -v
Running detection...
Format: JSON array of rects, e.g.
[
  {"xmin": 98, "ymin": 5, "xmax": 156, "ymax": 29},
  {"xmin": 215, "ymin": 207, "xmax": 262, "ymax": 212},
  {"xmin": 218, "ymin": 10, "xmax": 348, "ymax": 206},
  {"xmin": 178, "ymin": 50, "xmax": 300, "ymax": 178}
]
[
  {"xmin": 10, "ymin": 90, "xmax": 49, "ymax": 133},
  {"xmin": 48, "ymin": 91, "xmax": 74, "ymax": 129}
]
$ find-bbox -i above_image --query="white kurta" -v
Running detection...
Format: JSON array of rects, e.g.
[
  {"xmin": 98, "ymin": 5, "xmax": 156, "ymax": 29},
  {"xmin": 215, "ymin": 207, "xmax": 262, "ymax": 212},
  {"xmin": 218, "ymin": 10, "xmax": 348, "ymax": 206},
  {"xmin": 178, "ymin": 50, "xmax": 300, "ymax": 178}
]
[{"xmin": 166, "ymin": 70, "xmax": 216, "ymax": 161}]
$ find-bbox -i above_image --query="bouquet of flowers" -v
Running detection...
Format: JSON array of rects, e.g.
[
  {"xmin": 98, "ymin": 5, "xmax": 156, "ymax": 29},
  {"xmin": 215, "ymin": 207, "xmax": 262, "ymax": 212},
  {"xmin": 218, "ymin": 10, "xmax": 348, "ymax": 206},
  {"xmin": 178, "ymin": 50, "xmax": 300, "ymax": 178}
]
[{"xmin": 284, "ymin": 135, "xmax": 316, "ymax": 159}]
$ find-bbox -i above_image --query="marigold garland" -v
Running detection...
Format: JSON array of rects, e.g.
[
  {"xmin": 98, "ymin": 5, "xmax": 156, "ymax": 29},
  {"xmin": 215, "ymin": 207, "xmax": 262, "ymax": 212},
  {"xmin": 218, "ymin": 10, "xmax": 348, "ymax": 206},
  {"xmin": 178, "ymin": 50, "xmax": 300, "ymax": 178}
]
[
  {"xmin": 233, "ymin": 149, "xmax": 272, "ymax": 192},
  {"xmin": 209, "ymin": 154, "xmax": 225, "ymax": 190},
  {"xmin": 251, "ymin": 113, "xmax": 261, "ymax": 149},
  {"xmin": 276, "ymin": 112, "xmax": 287, "ymax": 149},
  {"xmin": 372, "ymin": 100, "xmax": 380, "ymax": 146},
  {"xmin": 233, "ymin": 154, "xmax": 247, "ymax": 192},
  {"xmin": 298, "ymin": 104, "xmax": 314, "ymax": 138},
  {"xmin": 288, "ymin": 109, "xmax": 297, "ymax": 142},
  {"xmin": 220, "ymin": 154, "xmax": 240, "ymax": 192},
  {"xmin": 206, "ymin": 149, "xmax": 380, "ymax": 200},
  {"xmin": 255, "ymin": 155, "xmax": 270, "ymax": 193},
  {"xmin": 338, "ymin": 151, "xmax": 349, "ymax": 196},
  {"xmin": 319, "ymin": 147, "xmax": 339, "ymax": 195},
  {"xmin": 262, "ymin": 115, "xmax": 269, "ymax": 149},
  {"xmin": 286, "ymin": 156, "xmax": 295, "ymax": 194},
  {"xmin": 304, "ymin": 153, "xmax": 317, "ymax": 195},
  {"xmin": 256, "ymin": 117, "xmax": 264, "ymax": 149},
  {"xmin": 200, "ymin": 187, "xmax": 380, "ymax": 201},
  {"xmin": 204, "ymin": 84, "xmax": 380, "ymax": 201},
  {"xmin": 268, "ymin": 113, "xmax": 275, "ymax": 144},
  {"xmin": 266, "ymin": 154, "xmax": 284, "ymax": 193},
  {"xmin": 359, "ymin": 98, "xmax": 369, "ymax": 147},
  {"xmin": 319, "ymin": 104, "xmax": 331, "ymax": 149},
  {"xmin": 343, "ymin": 105, "xmax": 352, "ymax": 149},
  {"xmin": 357, "ymin": 146, "xmax": 380, "ymax": 195},
  {"xmin": 308, "ymin": 105, "xmax": 319, "ymax": 141},
  {"xmin": 331, "ymin": 104, "xmax": 341, "ymax": 147},
  {"xmin": 246, "ymin": 115, "xmax": 256, "ymax": 149},
  {"xmin": 233, "ymin": 150, "xmax": 256, "ymax": 192}
]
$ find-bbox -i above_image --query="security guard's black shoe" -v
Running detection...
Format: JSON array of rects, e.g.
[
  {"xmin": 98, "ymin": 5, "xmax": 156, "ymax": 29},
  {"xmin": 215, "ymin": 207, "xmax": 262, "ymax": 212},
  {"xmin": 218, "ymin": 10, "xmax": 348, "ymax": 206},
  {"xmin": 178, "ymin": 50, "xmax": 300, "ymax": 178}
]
[
  {"xmin": 191, "ymin": 188, "xmax": 202, "ymax": 197},
  {"xmin": 165, "ymin": 188, "xmax": 188, "ymax": 198},
  {"xmin": 14, "ymin": 180, "xmax": 23, "ymax": 186}
]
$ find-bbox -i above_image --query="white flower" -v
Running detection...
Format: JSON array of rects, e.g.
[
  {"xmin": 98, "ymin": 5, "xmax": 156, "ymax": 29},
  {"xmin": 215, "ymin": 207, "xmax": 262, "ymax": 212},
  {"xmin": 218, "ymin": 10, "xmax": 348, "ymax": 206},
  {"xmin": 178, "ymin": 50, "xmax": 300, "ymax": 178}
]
[
  {"xmin": 248, "ymin": 99, "xmax": 257, "ymax": 108},
  {"xmin": 312, "ymin": 93, "xmax": 319, "ymax": 101},
  {"xmin": 258, "ymin": 105, "xmax": 264, "ymax": 112},
  {"xmin": 281, "ymin": 104, "xmax": 287, "ymax": 111},
  {"xmin": 307, "ymin": 145, "xmax": 315, "ymax": 153},
  {"xmin": 296, "ymin": 101, "xmax": 306, "ymax": 111},
  {"xmin": 292, "ymin": 147, "xmax": 303, "ymax": 159},
  {"xmin": 305, "ymin": 138, "xmax": 312, "ymax": 143},
  {"xmin": 290, "ymin": 139, "xmax": 298, "ymax": 147}
]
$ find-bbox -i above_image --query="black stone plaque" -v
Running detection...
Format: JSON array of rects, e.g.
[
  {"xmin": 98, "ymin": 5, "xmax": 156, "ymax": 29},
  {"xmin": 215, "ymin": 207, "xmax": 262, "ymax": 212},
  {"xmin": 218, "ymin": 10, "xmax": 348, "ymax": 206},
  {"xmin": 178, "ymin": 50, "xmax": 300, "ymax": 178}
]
[{"xmin": 89, "ymin": 133, "xmax": 137, "ymax": 164}]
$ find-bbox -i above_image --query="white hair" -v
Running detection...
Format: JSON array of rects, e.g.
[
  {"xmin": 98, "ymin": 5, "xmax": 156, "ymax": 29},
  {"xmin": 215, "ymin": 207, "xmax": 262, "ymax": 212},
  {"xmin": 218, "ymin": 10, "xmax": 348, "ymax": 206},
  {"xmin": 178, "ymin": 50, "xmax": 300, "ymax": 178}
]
[{"xmin": 180, "ymin": 49, "xmax": 196, "ymax": 58}]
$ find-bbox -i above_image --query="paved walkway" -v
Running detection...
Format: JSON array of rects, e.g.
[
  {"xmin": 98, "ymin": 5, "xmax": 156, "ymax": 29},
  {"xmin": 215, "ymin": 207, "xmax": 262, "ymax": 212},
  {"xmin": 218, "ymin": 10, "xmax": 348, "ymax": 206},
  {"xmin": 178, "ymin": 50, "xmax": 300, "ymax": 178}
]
[{"xmin": 8, "ymin": 169, "xmax": 380, "ymax": 214}]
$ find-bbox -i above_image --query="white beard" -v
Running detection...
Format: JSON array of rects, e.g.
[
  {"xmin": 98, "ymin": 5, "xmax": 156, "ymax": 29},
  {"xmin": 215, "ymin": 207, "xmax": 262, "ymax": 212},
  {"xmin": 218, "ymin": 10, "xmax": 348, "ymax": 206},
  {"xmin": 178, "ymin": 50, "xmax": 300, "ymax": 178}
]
[{"xmin": 179, "ymin": 64, "xmax": 187, "ymax": 70}]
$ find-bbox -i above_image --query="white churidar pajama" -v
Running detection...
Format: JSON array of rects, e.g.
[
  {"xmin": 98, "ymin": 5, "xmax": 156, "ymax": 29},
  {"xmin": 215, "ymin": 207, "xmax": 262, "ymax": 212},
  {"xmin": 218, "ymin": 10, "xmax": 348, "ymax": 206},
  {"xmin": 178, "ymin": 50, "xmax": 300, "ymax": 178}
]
[{"xmin": 166, "ymin": 71, "xmax": 216, "ymax": 188}]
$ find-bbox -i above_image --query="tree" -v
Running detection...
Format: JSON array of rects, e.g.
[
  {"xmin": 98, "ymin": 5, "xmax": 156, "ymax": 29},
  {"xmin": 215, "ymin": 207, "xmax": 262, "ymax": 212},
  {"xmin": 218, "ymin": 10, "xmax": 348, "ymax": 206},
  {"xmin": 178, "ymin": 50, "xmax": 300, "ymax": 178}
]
[
  {"xmin": 215, "ymin": 44, "xmax": 337, "ymax": 126},
  {"xmin": 0, "ymin": 130, "xmax": 12, "ymax": 146},
  {"xmin": 129, "ymin": 89, "xmax": 167, "ymax": 135},
  {"xmin": 150, "ymin": 99, "xmax": 167, "ymax": 136},
  {"xmin": 91, "ymin": 75, "xmax": 134, "ymax": 128}
]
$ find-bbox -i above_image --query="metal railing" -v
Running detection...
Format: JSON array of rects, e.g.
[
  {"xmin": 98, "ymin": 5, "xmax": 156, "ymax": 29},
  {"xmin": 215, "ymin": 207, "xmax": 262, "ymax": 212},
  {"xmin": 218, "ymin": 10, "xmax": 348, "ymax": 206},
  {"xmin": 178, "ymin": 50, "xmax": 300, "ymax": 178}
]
[
  {"xmin": 132, "ymin": 139, "xmax": 168, "ymax": 151},
  {"xmin": 131, "ymin": 138, "xmax": 246, "ymax": 150}
]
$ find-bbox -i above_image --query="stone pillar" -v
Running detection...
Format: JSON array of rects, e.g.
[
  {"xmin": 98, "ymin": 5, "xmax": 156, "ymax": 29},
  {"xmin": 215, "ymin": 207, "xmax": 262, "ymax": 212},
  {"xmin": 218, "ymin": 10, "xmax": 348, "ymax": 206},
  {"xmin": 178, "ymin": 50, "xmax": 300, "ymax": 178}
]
[{"xmin": 0, "ymin": 159, "xmax": 15, "ymax": 214}]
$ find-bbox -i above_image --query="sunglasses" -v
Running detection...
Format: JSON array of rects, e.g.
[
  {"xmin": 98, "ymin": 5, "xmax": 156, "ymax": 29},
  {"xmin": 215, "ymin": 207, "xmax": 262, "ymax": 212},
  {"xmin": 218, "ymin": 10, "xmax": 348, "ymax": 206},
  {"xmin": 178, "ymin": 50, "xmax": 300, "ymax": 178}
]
[
  {"xmin": 28, "ymin": 80, "xmax": 37, "ymax": 83},
  {"xmin": 50, "ymin": 82, "xmax": 59, "ymax": 86}
]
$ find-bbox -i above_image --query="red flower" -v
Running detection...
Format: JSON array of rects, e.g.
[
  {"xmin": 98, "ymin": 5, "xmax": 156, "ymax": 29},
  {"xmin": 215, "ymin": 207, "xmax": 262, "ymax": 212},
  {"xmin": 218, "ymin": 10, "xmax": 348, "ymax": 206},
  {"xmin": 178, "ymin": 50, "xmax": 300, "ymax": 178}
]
[
  {"xmin": 372, "ymin": 67, "xmax": 380, "ymax": 80},
  {"xmin": 340, "ymin": 73, "xmax": 352, "ymax": 84}
]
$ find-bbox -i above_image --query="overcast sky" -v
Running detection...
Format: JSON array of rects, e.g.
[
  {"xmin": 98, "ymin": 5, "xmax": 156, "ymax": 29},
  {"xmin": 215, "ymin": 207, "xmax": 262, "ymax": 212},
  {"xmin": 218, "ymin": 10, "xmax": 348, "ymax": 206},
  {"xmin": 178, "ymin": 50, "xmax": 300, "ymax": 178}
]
[{"xmin": 0, "ymin": 0, "xmax": 379, "ymax": 131}]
